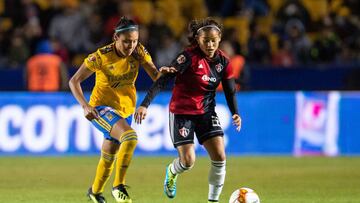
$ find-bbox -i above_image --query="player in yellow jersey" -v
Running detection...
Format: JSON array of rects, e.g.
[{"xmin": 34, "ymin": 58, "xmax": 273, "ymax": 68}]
[{"xmin": 69, "ymin": 17, "xmax": 171, "ymax": 203}]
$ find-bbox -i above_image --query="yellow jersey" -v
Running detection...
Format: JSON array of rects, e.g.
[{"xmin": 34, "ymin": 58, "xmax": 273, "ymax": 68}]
[{"xmin": 84, "ymin": 42, "xmax": 152, "ymax": 118}]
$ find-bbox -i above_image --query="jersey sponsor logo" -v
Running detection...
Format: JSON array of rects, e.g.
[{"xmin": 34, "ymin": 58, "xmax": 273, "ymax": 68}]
[
  {"xmin": 179, "ymin": 127, "xmax": 190, "ymax": 137},
  {"xmin": 198, "ymin": 63, "xmax": 204, "ymax": 69},
  {"xmin": 215, "ymin": 63, "xmax": 223, "ymax": 72},
  {"xmin": 176, "ymin": 55, "xmax": 186, "ymax": 64},
  {"xmin": 202, "ymin": 75, "xmax": 217, "ymax": 82}
]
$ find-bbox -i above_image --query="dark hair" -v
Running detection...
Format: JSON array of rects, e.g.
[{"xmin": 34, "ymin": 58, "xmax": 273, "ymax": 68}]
[
  {"xmin": 114, "ymin": 16, "xmax": 138, "ymax": 34},
  {"xmin": 187, "ymin": 17, "xmax": 223, "ymax": 46}
]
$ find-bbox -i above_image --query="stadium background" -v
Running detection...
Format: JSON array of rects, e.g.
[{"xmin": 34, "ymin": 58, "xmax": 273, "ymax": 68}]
[{"xmin": 0, "ymin": 0, "xmax": 360, "ymax": 203}]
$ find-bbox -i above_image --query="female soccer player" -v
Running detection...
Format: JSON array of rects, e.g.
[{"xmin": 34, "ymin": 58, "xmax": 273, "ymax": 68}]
[
  {"xmin": 69, "ymin": 17, "xmax": 168, "ymax": 203},
  {"xmin": 134, "ymin": 18, "xmax": 242, "ymax": 203}
]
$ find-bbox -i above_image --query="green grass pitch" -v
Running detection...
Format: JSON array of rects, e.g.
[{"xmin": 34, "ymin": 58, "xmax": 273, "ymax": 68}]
[{"xmin": 0, "ymin": 156, "xmax": 359, "ymax": 203}]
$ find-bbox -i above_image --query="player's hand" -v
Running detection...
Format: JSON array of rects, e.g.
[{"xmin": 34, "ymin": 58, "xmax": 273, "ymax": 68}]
[
  {"xmin": 232, "ymin": 114, "xmax": 242, "ymax": 132},
  {"xmin": 134, "ymin": 106, "xmax": 147, "ymax": 124},
  {"xmin": 160, "ymin": 66, "xmax": 177, "ymax": 74},
  {"xmin": 83, "ymin": 104, "xmax": 99, "ymax": 121}
]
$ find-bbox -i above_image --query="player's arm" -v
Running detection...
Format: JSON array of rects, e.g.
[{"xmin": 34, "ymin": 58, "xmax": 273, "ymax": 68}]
[
  {"xmin": 139, "ymin": 44, "xmax": 177, "ymax": 81},
  {"xmin": 69, "ymin": 63, "xmax": 99, "ymax": 120},
  {"xmin": 134, "ymin": 51, "xmax": 191, "ymax": 124},
  {"xmin": 142, "ymin": 60, "xmax": 164, "ymax": 81},
  {"xmin": 222, "ymin": 63, "xmax": 241, "ymax": 131}
]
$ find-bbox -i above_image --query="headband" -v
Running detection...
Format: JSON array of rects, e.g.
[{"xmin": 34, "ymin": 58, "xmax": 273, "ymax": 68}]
[
  {"xmin": 196, "ymin": 25, "xmax": 221, "ymax": 33},
  {"xmin": 115, "ymin": 25, "xmax": 139, "ymax": 33}
]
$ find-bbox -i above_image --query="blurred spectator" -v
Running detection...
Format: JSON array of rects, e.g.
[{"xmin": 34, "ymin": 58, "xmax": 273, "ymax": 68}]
[
  {"xmin": 276, "ymin": 0, "xmax": 311, "ymax": 31},
  {"xmin": 0, "ymin": 0, "xmax": 358, "ymax": 78},
  {"xmin": 220, "ymin": 0, "xmax": 243, "ymax": 17},
  {"xmin": 272, "ymin": 39, "xmax": 295, "ymax": 67},
  {"xmin": 103, "ymin": 0, "xmax": 138, "ymax": 41},
  {"xmin": 48, "ymin": 1, "xmax": 85, "ymax": 54},
  {"xmin": 81, "ymin": 11, "xmax": 106, "ymax": 53},
  {"xmin": 148, "ymin": 11, "xmax": 174, "ymax": 56},
  {"xmin": 310, "ymin": 23, "xmax": 341, "ymax": 64},
  {"xmin": 25, "ymin": 40, "xmax": 68, "ymax": 91},
  {"xmin": 7, "ymin": 29, "xmax": 30, "ymax": 69},
  {"xmin": 244, "ymin": 0, "xmax": 269, "ymax": 17},
  {"xmin": 222, "ymin": 28, "xmax": 242, "ymax": 55},
  {"xmin": 50, "ymin": 38, "xmax": 70, "ymax": 65},
  {"xmin": 138, "ymin": 23, "xmax": 150, "ymax": 48},
  {"xmin": 218, "ymin": 40, "xmax": 247, "ymax": 91},
  {"xmin": 154, "ymin": 31, "xmax": 181, "ymax": 67},
  {"xmin": 285, "ymin": 19, "xmax": 312, "ymax": 65},
  {"xmin": 247, "ymin": 22, "xmax": 271, "ymax": 64}
]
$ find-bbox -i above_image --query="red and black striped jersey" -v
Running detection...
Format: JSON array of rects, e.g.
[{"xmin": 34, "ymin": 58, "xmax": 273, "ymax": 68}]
[{"xmin": 141, "ymin": 46, "xmax": 238, "ymax": 115}]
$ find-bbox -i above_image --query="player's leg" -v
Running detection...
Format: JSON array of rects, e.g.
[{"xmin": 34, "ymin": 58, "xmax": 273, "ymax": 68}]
[
  {"xmin": 88, "ymin": 106, "xmax": 125, "ymax": 203},
  {"xmin": 111, "ymin": 118, "xmax": 137, "ymax": 203},
  {"xmin": 203, "ymin": 136, "xmax": 226, "ymax": 203},
  {"xmin": 165, "ymin": 144, "xmax": 195, "ymax": 198},
  {"xmin": 164, "ymin": 113, "xmax": 196, "ymax": 198},
  {"xmin": 196, "ymin": 111, "xmax": 226, "ymax": 203},
  {"xmin": 88, "ymin": 140, "xmax": 119, "ymax": 203}
]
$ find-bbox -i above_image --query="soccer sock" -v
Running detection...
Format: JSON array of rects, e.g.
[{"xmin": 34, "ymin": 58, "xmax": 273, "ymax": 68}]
[
  {"xmin": 92, "ymin": 150, "xmax": 116, "ymax": 194},
  {"xmin": 170, "ymin": 157, "xmax": 193, "ymax": 175},
  {"xmin": 113, "ymin": 130, "xmax": 137, "ymax": 187},
  {"xmin": 208, "ymin": 160, "xmax": 226, "ymax": 201}
]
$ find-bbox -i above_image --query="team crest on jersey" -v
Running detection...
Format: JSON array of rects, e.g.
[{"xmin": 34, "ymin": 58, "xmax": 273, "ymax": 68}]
[
  {"xmin": 215, "ymin": 63, "xmax": 223, "ymax": 72},
  {"xmin": 100, "ymin": 45, "xmax": 113, "ymax": 54},
  {"xmin": 176, "ymin": 55, "xmax": 186, "ymax": 64},
  {"xmin": 179, "ymin": 127, "xmax": 190, "ymax": 137},
  {"xmin": 88, "ymin": 54, "xmax": 97, "ymax": 62},
  {"xmin": 105, "ymin": 112, "xmax": 114, "ymax": 121}
]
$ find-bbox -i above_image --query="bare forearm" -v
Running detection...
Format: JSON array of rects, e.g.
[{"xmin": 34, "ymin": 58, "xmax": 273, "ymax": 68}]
[
  {"xmin": 68, "ymin": 64, "xmax": 94, "ymax": 107},
  {"xmin": 69, "ymin": 79, "xmax": 88, "ymax": 107}
]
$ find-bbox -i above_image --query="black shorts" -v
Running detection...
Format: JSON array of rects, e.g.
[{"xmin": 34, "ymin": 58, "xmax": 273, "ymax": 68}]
[{"xmin": 169, "ymin": 111, "xmax": 224, "ymax": 147}]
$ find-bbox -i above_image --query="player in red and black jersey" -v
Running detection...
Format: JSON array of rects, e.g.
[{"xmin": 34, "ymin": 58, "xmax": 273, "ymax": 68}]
[{"xmin": 135, "ymin": 18, "xmax": 241, "ymax": 203}]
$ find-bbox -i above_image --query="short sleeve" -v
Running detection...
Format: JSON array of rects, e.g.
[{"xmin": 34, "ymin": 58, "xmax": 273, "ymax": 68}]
[
  {"xmin": 134, "ymin": 43, "xmax": 153, "ymax": 64},
  {"xmin": 84, "ymin": 51, "xmax": 102, "ymax": 72},
  {"xmin": 223, "ymin": 62, "xmax": 234, "ymax": 79}
]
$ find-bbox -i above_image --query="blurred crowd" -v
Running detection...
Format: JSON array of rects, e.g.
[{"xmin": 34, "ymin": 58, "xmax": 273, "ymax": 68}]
[{"xmin": 0, "ymin": 0, "xmax": 359, "ymax": 71}]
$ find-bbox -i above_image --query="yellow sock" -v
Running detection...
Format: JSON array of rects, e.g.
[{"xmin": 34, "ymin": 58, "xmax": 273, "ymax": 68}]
[
  {"xmin": 113, "ymin": 130, "xmax": 138, "ymax": 187},
  {"xmin": 92, "ymin": 150, "xmax": 116, "ymax": 194}
]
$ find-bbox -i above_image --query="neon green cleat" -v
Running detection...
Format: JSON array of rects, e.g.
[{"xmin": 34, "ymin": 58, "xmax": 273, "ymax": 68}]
[
  {"xmin": 111, "ymin": 184, "xmax": 132, "ymax": 203},
  {"xmin": 164, "ymin": 164, "xmax": 178, "ymax": 198}
]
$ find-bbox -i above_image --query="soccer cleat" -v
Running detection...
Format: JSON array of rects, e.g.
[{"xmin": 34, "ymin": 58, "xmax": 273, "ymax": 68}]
[
  {"xmin": 87, "ymin": 187, "xmax": 106, "ymax": 203},
  {"xmin": 208, "ymin": 200, "xmax": 219, "ymax": 203},
  {"xmin": 112, "ymin": 184, "xmax": 132, "ymax": 203},
  {"xmin": 164, "ymin": 164, "xmax": 178, "ymax": 198}
]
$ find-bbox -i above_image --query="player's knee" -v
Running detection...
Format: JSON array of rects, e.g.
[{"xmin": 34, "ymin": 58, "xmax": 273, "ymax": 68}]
[
  {"xmin": 119, "ymin": 129, "xmax": 138, "ymax": 143},
  {"xmin": 216, "ymin": 153, "xmax": 226, "ymax": 162},
  {"xmin": 212, "ymin": 150, "xmax": 226, "ymax": 162},
  {"xmin": 181, "ymin": 155, "xmax": 195, "ymax": 169}
]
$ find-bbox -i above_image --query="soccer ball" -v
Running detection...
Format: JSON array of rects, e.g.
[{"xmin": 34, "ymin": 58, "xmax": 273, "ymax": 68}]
[{"xmin": 229, "ymin": 187, "xmax": 260, "ymax": 203}]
